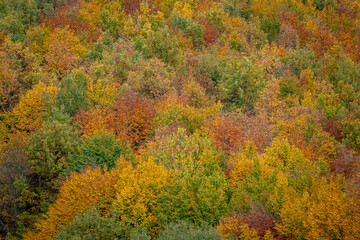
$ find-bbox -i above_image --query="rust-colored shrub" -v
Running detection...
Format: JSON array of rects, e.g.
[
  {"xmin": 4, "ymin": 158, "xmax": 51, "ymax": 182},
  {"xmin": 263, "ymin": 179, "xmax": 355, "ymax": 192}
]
[
  {"xmin": 308, "ymin": 28, "xmax": 335, "ymax": 59},
  {"xmin": 105, "ymin": 93, "xmax": 156, "ymax": 149},
  {"xmin": 320, "ymin": 115, "xmax": 343, "ymax": 141},
  {"xmin": 73, "ymin": 108, "xmax": 107, "ymax": 136},
  {"xmin": 0, "ymin": 51, "xmax": 21, "ymax": 112},
  {"xmin": 123, "ymin": 0, "xmax": 141, "ymax": 15},
  {"xmin": 218, "ymin": 212, "xmax": 277, "ymax": 239},
  {"xmin": 282, "ymin": 13, "xmax": 310, "ymax": 46},
  {"xmin": 277, "ymin": 22, "xmax": 299, "ymax": 48},
  {"xmin": 43, "ymin": 2, "xmax": 100, "ymax": 42},
  {"xmin": 331, "ymin": 147, "xmax": 359, "ymax": 177},
  {"xmin": 336, "ymin": 30, "xmax": 360, "ymax": 62},
  {"xmin": 205, "ymin": 115, "xmax": 245, "ymax": 155},
  {"xmin": 75, "ymin": 93, "xmax": 157, "ymax": 149},
  {"xmin": 200, "ymin": 20, "xmax": 218, "ymax": 46}
]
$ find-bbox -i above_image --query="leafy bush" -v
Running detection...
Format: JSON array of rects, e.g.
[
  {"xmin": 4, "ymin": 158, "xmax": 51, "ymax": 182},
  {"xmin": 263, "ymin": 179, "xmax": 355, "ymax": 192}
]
[
  {"xmin": 0, "ymin": 0, "xmax": 40, "ymax": 41},
  {"xmin": 0, "ymin": 137, "xmax": 29, "ymax": 237},
  {"xmin": 148, "ymin": 128, "xmax": 229, "ymax": 225},
  {"xmin": 260, "ymin": 18, "xmax": 281, "ymax": 42},
  {"xmin": 223, "ymin": 0, "xmax": 253, "ymax": 19},
  {"xmin": 218, "ymin": 212, "xmax": 275, "ymax": 240},
  {"xmin": 327, "ymin": 58, "xmax": 360, "ymax": 91},
  {"xmin": 277, "ymin": 177, "xmax": 360, "ymax": 240},
  {"xmin": 218, "ymin": 57, "xmax": 267, "ymax": 111},
  {"xmin": 105, "ymin": 93, "xmax": 156, "ymax": 149},
  {"xmin": 54, "ymin": 207, "xmax": 124, "ymax": 240},
  {"xmin": 282, "ymin": 49, "xmax": 321, "ymax": 78},
  {"xmin": 27, "ymin": 111, "xmax": 80, "ymax": 188},
  {"xmin": 56, "ymin": 72, "xmax": 89, "ymax": 116},
  {"xmin": 0, "ymin": 50, "xmax": 22, "ymax": 112},
  {"xmin": 134, "ymin": 26, "xmax": 180, "ymax": 65},
  {"xmin": 70, "ymin": 130, "xmax": 133, "ymax": 172},
  {"xmin": 112, "ymin": 159, "xmax": 170, "ymax": 236},
  {"xmin": 100, "ymin": 4, "xmax": 124, "ymax": 39},
  {"xmin": 158, "ymin": 221, "xmax": 221, "ymax": 240},
  {"xmin": 343, "ymin": 119, "xmax": 360, "ymax": 152},
  {"xmin": 126, "ymin": 58, "xmax": 175, "ymax": 98},
  {"xmin": 312, "ymin": 0, "xmax": 334, "ymax": 10},
  {"xmin": 7, "ymin": 82, "xmax": 57, "ymax": 133},
  {"xmin": 171, "ymin": 13, "xmax": 205, "ymax": 48}
]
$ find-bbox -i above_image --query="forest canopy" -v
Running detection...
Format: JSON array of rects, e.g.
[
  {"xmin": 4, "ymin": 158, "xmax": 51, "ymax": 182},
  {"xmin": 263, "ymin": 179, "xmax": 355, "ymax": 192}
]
[{"xmin": 0, "ymin": 0, "xmax": 360, "ymax": 239}]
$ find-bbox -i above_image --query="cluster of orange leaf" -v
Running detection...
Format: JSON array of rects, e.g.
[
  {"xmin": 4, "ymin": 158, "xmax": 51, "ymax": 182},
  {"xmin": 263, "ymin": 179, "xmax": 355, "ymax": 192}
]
[{"xmin": 0, "ymin": 0, "xmax": 360, "ymax": 239}]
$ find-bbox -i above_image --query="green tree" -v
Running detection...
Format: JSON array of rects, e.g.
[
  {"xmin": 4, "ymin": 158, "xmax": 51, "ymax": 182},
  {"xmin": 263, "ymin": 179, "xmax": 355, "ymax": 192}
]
[
  {"xmin": 134, "ymin": 26, "xmax": 180, "ymax": 66},
  {"xmin": 343, "ymin": 119, "xmax": 360, "ymax": 152},
  {"xmin": 0, "ymin": 137, "xmax": 29, "ymax": 237},
  {"xmin": 148, "ymin": 128, "xmax": 229, "ymax": 225},
  {"xmin": 56, "ymin": 72, "xmax": 89, "ymax": 116},
  {"xmin": 70, "ymin": 130, "xmax": 133, "ymax": 172},
  {"xmin": 158, "ymin": 221, "xmax": 221, "ymax": 240},
  {"xmin": 54, "ymin": 207, "xmax": 124, "ymax": 240},
  {"xmin": 171, "ymin": 13, "xmax": 205, "ymax": 48},
  {"xmin": 282, "ymin": 49, "xmax": 321, "ymax": 78},
  {"xmin": 218, "ymin": 57, "xmax": 267, "ymax": 111},
  {"xmin": 0, "ymin": 0, "xmax": 40, "ymax": 41},
  {"xmin": 23, "ymin": 111, "xmax": 81, "ymax": 230}
]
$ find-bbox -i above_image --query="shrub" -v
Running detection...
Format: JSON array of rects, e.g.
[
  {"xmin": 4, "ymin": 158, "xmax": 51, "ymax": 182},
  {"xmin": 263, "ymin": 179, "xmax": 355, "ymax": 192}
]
[
  {"xmin": 282, "ymin": 49, "xmax": 321, "ymax": 78},
  {"xmin": 343, "ymin": 119, "xmax": 360, "ymax": 152},
  {"xmin": 0, "ymin": 51, "xmax": 22, "ymax": 112},
  {"xmin": 26, "ymin": 113, "xmax": 81, "ymax": 204},
  {"xmin": 70, "ymin": 130, "xmax": 133, "ymax": 172},
  {"xmin": 44, "ymin": 27, "xmax": 87, "ymax": 75},
  {"xmin": 158, "ymin": 221, "xmax": 221, "ymax": 240},
  {"xmin": 0, "ymin": 0, "xmax": 40, "ymax": 41},
  {"xmin": 56, "ymin": 72, "xmax": 89, "ymax": 116},
  {"xmin": 260, "ymin": 18, "xmax": 281, "ymax": 42},
  {"xmin": 200, "ymin": 20, "xmax": 218, "ymax": 46},
  {"xmin": 218, "ymin": 57, "xmax": 267, "ymax": 111},
  {"xmin": 327, "ymin": 57, "xmax": 360, "ymax": 91},
  {"xmin": 54, "ymin": 207, "xmax": 124, "ymax": 240},
  {"xmin": 147, "ymin": 128, "xmax": 229, "ymax": 226},
  {"xmin": 134, "ymin": 26, "xmax": 179, "ymax": 65},
  {"xmin": 7, "ymin": 82, "xmax": 57, "ymax": 133},
  {"xmin": 204, "ymin": 115, "xmax": 245, "ymax": 155},
  {"xmin": 105, "ymin": 93, "xmax": 156, "ymax": 149},
  {"xmin": 218, "ymin": 212, "xmax": 276, "ymax": 239},
  {"xmin": 126, "ymin": 58, "xmax": 175, "ymax": 98},
  {"xmin": 0, "ymin": 137, "xmax": 29, "ymax": 237},
  {"xmin": 171, "ymin": 13, "xmax": 205, "ymax": 48},
  {"xmin": 23, "ymin": 162, "xmax": 128, "ymax": 240},
  {"xmin": 113, "ymin": 159, "xmax": 170, "ymax": 236},
  {"xmin": 277, "ymin": 177, "xmax": 360, "ymax": 240}
]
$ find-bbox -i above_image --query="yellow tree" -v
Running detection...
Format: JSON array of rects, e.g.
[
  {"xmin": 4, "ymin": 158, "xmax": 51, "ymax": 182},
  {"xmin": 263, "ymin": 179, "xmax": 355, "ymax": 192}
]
[
  {"xmin": 23, "ymin": 161, "xmax": 128, "ymax": 240},
  {"xmin": 277, "ymin": 177, "xmax": 360, "ymax": 240},
  {"xmin": 113, "ymin": 158, "xmax": 170, "ymax": 236},
  {"xmin": 44, "ymin": 27, "xmax": 87, "ymax": 75},
  {"xmin": 7, "ymin": 82, "xmax": 57, "ymax": 134}
]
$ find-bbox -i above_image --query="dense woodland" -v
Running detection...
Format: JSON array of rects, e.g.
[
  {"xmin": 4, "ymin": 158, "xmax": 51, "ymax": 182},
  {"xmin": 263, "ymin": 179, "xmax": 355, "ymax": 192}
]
[{"xmin": 0, "ymin": 0, "xmax": 360, "ymax": 239}]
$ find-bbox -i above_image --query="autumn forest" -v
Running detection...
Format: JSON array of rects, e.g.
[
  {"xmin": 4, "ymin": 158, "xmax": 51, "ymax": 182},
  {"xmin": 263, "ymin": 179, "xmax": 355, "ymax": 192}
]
[{"xmin": 0, "ymin": 0, "xmax": 360, "ymax": 239}]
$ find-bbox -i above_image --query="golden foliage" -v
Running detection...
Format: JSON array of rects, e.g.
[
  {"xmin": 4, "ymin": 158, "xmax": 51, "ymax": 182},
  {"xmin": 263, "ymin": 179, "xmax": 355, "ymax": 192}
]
[
  {"xmin": 86, "ymin": 78, "xmax": 118, "ymax": 108},
  {"xmin": 7, "ymin": 82, "xmax": 57, "ymax": 134},
  {"xmin": 277, "ymin": 177, "xmax": 360, "ymax": 240},
  {"xmin": 113, "ymin": 158, "xmax": 170, "ymax": 236},
  {"xmin": 44, "ymin": 27, "xmax": 87, "ymax": 75},
  {"xmin": 24, "ymin": 161, "xmax": 130, "ymax": 240}
]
